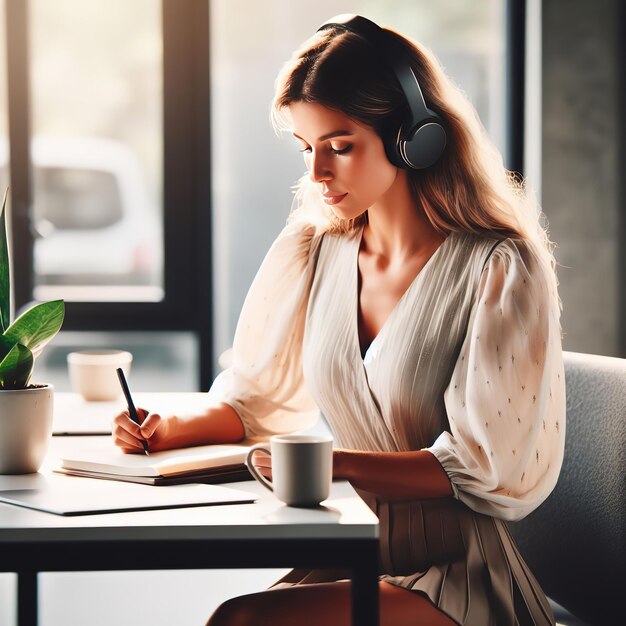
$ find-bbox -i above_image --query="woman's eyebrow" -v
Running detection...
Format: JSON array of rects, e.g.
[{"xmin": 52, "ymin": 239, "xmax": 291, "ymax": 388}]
[{"xmin": 292, "ymin": 130, "xmax": 354, "ymax": 142}]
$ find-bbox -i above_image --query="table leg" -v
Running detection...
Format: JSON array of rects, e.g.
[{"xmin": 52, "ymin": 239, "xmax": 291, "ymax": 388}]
[
  {"xmin": 17, "ymin": 571, "xmax": 37, "ymax": 626},
  {"xmin": 351, "ymin": 542, "xmax": 379, "ymax": 626}
]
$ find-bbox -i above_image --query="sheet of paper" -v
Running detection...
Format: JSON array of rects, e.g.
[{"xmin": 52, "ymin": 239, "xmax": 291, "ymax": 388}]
[{"xmin": 0, "ymin": 474, "xmax": 256, "ymax": 516}]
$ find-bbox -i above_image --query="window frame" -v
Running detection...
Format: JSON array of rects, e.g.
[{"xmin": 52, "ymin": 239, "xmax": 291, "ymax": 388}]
[
  {"xmin": 618, "ymin": 0, "xmax": 626, "ymax": 356},
  {"xmin": 505, "ymin": 0, "xmax": 526, "ymax": 176},
  {"xmin": 4, "ymin": 0, "xmax": 214, "ymax": 389}
]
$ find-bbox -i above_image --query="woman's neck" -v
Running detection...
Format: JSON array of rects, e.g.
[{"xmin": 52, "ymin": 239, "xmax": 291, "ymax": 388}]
[{"xmin": 363, "ymin": 170, "xmax": 444, "ymax": 261}]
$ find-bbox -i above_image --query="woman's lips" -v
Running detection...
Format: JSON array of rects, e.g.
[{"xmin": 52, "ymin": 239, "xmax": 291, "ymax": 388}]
[{"xmin": 323, "ymin": 192, "xmax": 348, "ymax": 205}]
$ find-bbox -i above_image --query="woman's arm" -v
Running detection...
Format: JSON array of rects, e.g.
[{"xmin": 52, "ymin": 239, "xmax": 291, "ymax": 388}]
[
  {"xmin": 156, "ymin": 403, "xmax": 246, "ymax": 449},
  {"xmin": 333, "ymin": 448, "xmax": 454, "ymax": 500},
  {"xmin": 112, "ymin": 402, "xmax": 245, "ymax": 453}
]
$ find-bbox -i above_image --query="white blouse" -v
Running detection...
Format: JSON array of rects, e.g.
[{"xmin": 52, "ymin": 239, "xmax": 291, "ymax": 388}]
[
  {"xmin": 426, "ymin": 235, "xmax": 566, "ymax": 520},
  {"xmin": 208, "ymin": 219, "xmax": 566, "ymax": 522}
]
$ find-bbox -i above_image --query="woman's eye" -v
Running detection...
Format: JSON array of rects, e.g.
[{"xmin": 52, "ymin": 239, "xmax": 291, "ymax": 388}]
[
  {"xmin": 331, "ymin": 144, "xmax": 353, "ymax": 155},
  {"xmin": 297, "ymin": 144, "xmax": 352, "ymax": 155}
]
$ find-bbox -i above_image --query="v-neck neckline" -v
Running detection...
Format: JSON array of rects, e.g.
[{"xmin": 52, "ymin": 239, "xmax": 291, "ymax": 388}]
[{"xmin": 353, "ymin": 225, "xmax": 452, "ymax": 362}]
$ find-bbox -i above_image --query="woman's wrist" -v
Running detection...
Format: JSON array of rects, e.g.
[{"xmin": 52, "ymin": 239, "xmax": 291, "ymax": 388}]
[
  {"xmin": 161, "ymin": 414, "xmax": 181, "ymax": 445},
  {"xmin": 330, "ymin": 448, "xmax": 454, "ymax": 500},
  {"xmin": 332, "ymin": 448, "xmax": 351, "ymax": 480}
]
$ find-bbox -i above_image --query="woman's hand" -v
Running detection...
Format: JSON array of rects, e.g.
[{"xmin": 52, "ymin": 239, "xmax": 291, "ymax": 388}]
[
  {"xmin": 112, "ymin": 408, "xmax": 173, "ymax": 454},
  {"xmin": 248, "ymin": 448, "xmax": 273, "ymax": 480},
  {"xmin": 112, "ymin": 403, "xmax": 246, "ymax": 454}
]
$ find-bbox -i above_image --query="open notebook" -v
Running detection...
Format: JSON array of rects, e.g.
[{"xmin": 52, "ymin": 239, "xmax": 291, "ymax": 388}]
[{"xmin": 56, "ymin": 440, "xmax": 254, "ymax": 486}]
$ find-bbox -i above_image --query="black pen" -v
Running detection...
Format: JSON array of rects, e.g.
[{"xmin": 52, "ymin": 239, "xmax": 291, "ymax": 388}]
[{"xmin": 116, "ymin": 367, "xmax": 150, "ymax": 456}]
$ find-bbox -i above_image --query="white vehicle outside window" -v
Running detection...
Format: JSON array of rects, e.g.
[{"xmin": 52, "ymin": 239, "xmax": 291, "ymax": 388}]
[{"xmin": 0, "ymin": 136, "xmax": 163, "ymax": 302}]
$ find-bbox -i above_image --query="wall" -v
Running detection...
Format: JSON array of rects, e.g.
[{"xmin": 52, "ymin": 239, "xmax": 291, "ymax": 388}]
[{"xmin": 542, "ymin": 0, "xmax": 622, "ymax": 356}]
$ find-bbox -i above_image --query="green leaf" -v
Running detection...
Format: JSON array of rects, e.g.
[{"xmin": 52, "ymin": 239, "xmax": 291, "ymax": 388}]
[
  {"xmin": 0, "ymin": 343, "xmax": 33, "ymax": 389},
  {"xmin": 3, "ymin": 300, "xmax": 65, "ymax": 359},
  {"xmin": 0, "ymin": 333, "xmax": 14, "ymax": 362},
  {"xmin": 0, "ymin": 188, "xmax": 10, "ymax": 334}
]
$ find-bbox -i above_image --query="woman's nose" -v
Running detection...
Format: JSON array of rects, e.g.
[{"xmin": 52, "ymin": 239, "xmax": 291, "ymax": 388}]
[{"xmin": 309, "ymin": 152, "xmax": 332, "ymax": 183}]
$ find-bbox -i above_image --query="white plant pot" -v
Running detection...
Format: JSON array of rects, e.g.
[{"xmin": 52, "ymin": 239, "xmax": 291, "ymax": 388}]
[{"xmin": 0, "ymin": 384, "xmax": 54, "ymax": 474}]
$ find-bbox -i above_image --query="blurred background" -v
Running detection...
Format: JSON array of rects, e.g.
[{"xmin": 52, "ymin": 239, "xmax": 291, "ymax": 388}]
[
  {"xmin": 0, "ymin": 0, "xmax": 512, "ymax": 394},
  {"xmin": 0, "ymin": 0, "xmax": 623, "ymax": 624}
]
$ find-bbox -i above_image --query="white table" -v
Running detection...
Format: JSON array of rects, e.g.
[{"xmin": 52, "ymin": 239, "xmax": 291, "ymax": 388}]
[{"xmin": 0, "ymin": 396, "xmax": 381, "ymax": 626}]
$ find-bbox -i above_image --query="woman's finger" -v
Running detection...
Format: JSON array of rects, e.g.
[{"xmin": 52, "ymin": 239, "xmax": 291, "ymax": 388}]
[
  {"xmin": 113, "ymin": 435, "xmax": 143, "ymax": 453},
  {"xmin": 112, "ymin": 410, "xmax": 142, "ymax": 438},
  {"xmin": 112, "ymin": 424, "xmax": 143, "ymax": 448},
  {"xmin": 112, "ymin": 410, "xmax": 131, "ymax": 429},
  {"xmin": 135, "ymin": 407, "xmax": 149, "ymax": 425},
  {"xmin": 250, "ymin": 450, "xmax": 272, "ymax": 479},
  {"xmin": 251, "ymin": 450, "xmax": 271, "ymax": 465},
  {"xmin": 140, "ymin": 413, "xmax": 162, "ymax": 439}
]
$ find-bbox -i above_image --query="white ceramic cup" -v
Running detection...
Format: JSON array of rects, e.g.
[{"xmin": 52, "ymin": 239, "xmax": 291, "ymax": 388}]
[
  {"xmin": 245, "ymin": 434, "xmax": 334, "ymax": 507},
  {"xmin": 67, "ymin": 350, "xmax": 133, "ymax": 401}
]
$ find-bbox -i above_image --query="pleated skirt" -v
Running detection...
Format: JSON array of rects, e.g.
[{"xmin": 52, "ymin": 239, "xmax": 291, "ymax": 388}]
[{"xmin": 269, "ymin": 491, "xmax": 555, "ymax": 626}]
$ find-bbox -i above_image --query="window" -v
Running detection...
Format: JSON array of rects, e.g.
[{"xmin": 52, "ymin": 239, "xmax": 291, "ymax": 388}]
[
  {"xmin": 4, "ymin": 0, "xmax": 211, "ymax": 389},
  {"xmin": 29, "ymin": 0, "xmax": 163, "ymax": 302}
]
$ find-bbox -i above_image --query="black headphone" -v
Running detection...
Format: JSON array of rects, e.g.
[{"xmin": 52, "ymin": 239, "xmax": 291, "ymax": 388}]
[{"xmin": 317, "ymin": 14, "xmax": 447, "ymax": 170}]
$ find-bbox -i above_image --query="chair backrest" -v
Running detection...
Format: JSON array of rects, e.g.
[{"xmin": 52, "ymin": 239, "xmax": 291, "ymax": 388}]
[{"xmin": 509, "ymin": 351, "xmax": 626, "ymax": 625}]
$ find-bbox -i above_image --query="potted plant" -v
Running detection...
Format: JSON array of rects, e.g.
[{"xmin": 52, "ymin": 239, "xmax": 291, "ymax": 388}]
[{"xmin": 0, "ymin": 188, "xmax": 64, "ymax": 473}]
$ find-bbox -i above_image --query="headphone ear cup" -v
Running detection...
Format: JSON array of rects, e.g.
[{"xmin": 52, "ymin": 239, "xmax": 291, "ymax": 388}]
[
  {"xmin": 400, "ymin": 122, "xmax": 447, "ymax": 169},
  {"xmin": 382, "ymin": 127, "xmax": 408, "ymax": 169}
]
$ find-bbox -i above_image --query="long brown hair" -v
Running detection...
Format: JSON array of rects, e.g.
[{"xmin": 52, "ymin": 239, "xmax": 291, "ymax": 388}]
[{"xmin": 272, "ymin": 23, "xmax": 560, "ymax": 305}]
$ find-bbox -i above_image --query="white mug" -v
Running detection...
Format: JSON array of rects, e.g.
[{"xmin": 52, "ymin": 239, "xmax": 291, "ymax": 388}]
[
  {"xmin": 67, "ymin": 350, "xmax": 133, "ymax": 401},
  {"xmin": 245, "ymin": 434, "xmax": 333, "ymax": 507}
]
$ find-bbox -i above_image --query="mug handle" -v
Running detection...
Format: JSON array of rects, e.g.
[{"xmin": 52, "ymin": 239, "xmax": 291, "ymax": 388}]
[{"xmin": 244, "ymin": 445, "xmax": 274, "ymax": 492}]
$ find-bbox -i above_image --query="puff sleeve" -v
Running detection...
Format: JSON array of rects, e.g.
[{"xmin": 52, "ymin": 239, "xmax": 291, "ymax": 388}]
[
  {"xmin": 207, "ymin": 220, "xmax": 322, "ymax": 438},
  {"xmin": 426, "ymin": 239, "xmax": 566, "ymax": 521}
]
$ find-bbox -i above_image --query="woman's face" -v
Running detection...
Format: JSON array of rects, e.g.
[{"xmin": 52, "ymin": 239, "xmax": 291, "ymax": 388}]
[{"xmin": 289, "ymin": 101, "xmax": 399, "ymax": 220}]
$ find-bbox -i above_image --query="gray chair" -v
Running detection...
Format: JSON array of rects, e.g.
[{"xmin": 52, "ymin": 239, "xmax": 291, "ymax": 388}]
[{"xmin": 509, "ymin": 351, "xmax": 626, "ymax": 626}]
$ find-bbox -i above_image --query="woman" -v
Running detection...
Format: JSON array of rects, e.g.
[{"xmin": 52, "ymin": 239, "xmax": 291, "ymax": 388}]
[{"xmin": 113, "ymin": 15, "xmax": 565, "ymax": 626}]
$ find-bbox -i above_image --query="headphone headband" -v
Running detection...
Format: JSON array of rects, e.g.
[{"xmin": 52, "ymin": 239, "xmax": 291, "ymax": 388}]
[
  {"xmin": 316, "ymin": 14, "xmax": 446, "ymax": 169},
  {"xmin": 317, "ymin": 15, "xmax": 434, "ymax": 132}
]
